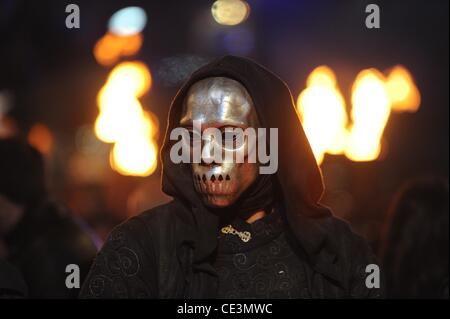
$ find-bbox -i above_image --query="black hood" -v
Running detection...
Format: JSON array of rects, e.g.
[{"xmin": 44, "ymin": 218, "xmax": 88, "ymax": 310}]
[{"xmin": 161, "ymin": 56, "xmax": 335, "ymax": 277}]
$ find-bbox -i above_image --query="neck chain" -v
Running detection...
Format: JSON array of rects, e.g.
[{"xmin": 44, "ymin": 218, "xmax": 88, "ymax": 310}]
[
  {"xmin": 219, "ymin": 207, "xmax": 276, "ymax": 243},
  {"xmin": 220, "ymin": 225, "xmax": 252, "ymax": 242}
]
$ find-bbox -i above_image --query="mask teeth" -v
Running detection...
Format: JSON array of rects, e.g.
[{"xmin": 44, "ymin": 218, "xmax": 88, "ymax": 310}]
[{"xmin": 196, "ymin": 174, "xmax": 228, "ymax": 183}]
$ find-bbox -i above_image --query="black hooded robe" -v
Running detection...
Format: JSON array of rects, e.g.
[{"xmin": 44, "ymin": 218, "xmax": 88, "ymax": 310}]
[{"xmin": 80, "ymin": 56, "xmax": 383, "ymax": 299}]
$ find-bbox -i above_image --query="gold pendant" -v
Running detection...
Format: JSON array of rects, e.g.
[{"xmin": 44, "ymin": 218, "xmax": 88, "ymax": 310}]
[{"xmin": 220, "ymin": 225, "xmax": 252, "ymax": 242}]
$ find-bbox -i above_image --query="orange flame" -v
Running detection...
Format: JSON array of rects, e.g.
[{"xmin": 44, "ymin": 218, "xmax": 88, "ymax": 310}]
[
  {"xmin": 297, "ymin": 66, "xmax": 348, "ymax": 163},
  {"xmin": 385, "ymin": 65, "xmax": 421, "ymax": 112},
  {"xmin": 346, "ymin": 69, "xmax": 391, "ymax": 161},
  {"xmin": 94, "ymin": 61, "xmax": 158, "ymax": 176},
  {"xmin": 297, "ymin": 65, "xmax": 421, "ymax": 164}
]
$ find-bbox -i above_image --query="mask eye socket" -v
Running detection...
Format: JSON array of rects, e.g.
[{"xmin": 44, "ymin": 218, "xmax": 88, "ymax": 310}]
[{"xmin": 222, "ymin": 127, "xmax": 245, "ymax": 150}]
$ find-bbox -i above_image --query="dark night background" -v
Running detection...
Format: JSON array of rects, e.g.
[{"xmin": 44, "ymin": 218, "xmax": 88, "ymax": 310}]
[{"xmin": 0, "ymin": 0, "xmax": 448, "ymax": 247}]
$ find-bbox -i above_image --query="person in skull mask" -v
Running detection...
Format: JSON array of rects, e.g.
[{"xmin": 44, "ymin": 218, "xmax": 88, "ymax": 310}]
[{"xmin": 80, "ymin": 56, "xmax": 383, "ymax": 298}]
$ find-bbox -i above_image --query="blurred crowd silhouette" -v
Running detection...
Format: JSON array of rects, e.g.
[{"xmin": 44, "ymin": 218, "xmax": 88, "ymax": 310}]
[
  {"xmin": 0, "ymin": 0, "xmax": 448, "ymax": 299},
  {"xmin": 0, "ymin": 137, "xmax": 97, "ymax": 298},
  {"xmin": 0, "ymin": 137, "xmax": 448, "ymax": 298},
  {"xmin": 380, "ymin": 177, "xmax": 449, "ymax": 298}
]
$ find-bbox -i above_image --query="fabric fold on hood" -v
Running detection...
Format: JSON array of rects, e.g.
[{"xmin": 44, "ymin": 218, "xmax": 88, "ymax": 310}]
[{"xmin": 160, "ymin": 55, "xmax": 338, "ymax": 286}]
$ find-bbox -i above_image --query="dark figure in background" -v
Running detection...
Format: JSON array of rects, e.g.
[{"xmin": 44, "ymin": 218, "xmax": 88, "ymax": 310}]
[
  {"xmin": 380, "ymin": 177, "xmax": 449, "ymax": 299},
  {"xmin": 0, "ymin": 137, "xmax": 97, "ymax": 298},
  {"xmin": 0, "ymin": 258, "xmax": 27, "ymax": 298},
  {"xmin": 81, "ymin": 56, "xmax": 383, "ymax": 298}
]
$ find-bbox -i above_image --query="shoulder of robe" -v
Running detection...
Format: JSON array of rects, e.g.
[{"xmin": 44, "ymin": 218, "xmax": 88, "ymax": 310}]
[
  {"xmin": 106, "ymin": 200, "xmax": 186, "ymax": 252},
  {"xmin": 316, "ymin": 215, "xmax": 373, "ymax": 257},
  {"xmin": 317, "ymin": 215, "xmax": 384, "ymax": 298},
  {"xmin": 78, "ymin": 201, "xmax": 185, "ymax": 298},
  {"xmin": 133, "ymin": 199, "xmax": 186, "ymax": 236}
]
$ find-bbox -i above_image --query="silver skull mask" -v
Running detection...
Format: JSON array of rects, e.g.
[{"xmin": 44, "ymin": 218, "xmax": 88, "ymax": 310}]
[{"xmin": 180, "ymin": 77, "xmax": 260, "ymax": 208}]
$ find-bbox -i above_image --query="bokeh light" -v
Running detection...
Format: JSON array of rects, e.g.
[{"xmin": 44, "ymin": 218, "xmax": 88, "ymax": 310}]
[
  {"xmin": 211, "ymin": 0, "xmax": 250, "ymax": 26},
  {"xmin": 108, "ymin": 6, "xmax": 147, "ymax": 36},
  {"xmin": 93, "ymin": 32, "xmax": 143, "ymax": 66},
  {"xmin": 28, "ymin": 123, "xmax": 54, "ymax": 155}
]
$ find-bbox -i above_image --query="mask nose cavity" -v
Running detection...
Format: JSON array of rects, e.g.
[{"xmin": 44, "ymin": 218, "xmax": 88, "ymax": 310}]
[
  {"xmin": 226, "ymin": 174, "xmax": 231, "ymax": 181},
  {"xmin": 218, "ymin": 175, "xmax": 223, "ymax": 181},
  {"xmin": 210, "ymin": 175, "xmax": 216, "ymax": 182}
]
